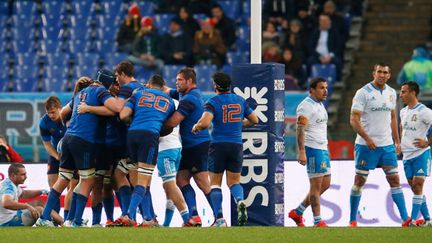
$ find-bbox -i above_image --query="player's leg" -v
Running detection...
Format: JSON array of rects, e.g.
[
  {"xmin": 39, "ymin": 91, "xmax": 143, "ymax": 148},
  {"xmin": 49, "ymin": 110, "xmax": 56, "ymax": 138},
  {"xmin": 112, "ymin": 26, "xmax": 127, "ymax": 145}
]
[
  {"xmin": 113, "ymin": 159, "xmax": 132, "ymax": 217},
  {"xmin": 91, "ymin": 145, "xmax": 106, "ymax": 226},
  {"xmin": 209, "ymin": 172, "xmax": 224, "ymax": 226},
  {"xmin": 102, "ymin": 168, "xmax": 115, "ymax": 224},
  {"xmin": 177, "ymin": 145, "xmax": 199, "ymax": 218},
  {"xmin": 191, "ymin": 142, "xmax": 212, "ymax": 215},
  {"xmin": 47, "ymin": 156, "xmax": 60, "ymax": 213},
  {"xmin": 72, "ymin": 168, "xmax": 96, "ymax": 227},
  {"xmin": 63, "ymin": 176, "xmax": 78, "ymax": 220},
  {"xmin": 408, "ymin": 151, "xmax": 430, "ymax": 225}
]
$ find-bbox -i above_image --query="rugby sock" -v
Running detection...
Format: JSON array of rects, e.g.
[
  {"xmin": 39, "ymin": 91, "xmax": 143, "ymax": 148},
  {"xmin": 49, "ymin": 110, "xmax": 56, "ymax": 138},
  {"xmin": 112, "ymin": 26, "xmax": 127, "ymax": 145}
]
[
  {"xmin": 41, "ymin": 189, "xmax": 61, "ymax": 220},
  {"xmin": 66, "ymin": 192, "xmax": 78, "ymax": 221},
  {"xmin": 205, "ymin": 193, "xmax": 213, "ymax": 209},
  {"xmin": 73, "ymin": 194, "xmax": 89, "ymax": 225},
  {"xmin": 180, "ymin": 209, "xmax": 189, "ymax": 224},
  {"xmin": 92, "ymin": 203, "xmax": 103, "ymax": 225},
  {"xmin": 230, "ymin": 184, "xmax": 244, "ymax": 203},
  {"xmin": 147, "ymin": 189, "xmax": 156, "ymax": 219},
  {"xmin": 391, "ymin": 187, "xmax": 408, "ymax": 221},
  {"xmin": 210, "ymin": 187, "xmax": 223, "ymax": 219},
  {"xmin": 63, "ymin": 210, "xmax": 69, "ymax": 220},
  {"xmin": 115, "ymin": 191, "xmax": 122, "ymax": 210},
  {"xmin": 313, "ymin": 215, "xmax": 322, "ymax": 225},
  {"xmin": 181, "ymin": 184, "xmax": 198, "ymax": 217},
  {"xmin": 411, "ymin": 195, "xmax": 423, "ymax": 220},
  {"xmin": 421, "ymin": 195, "xmax": 430, "ymax": 220},
  {"xmin": 295, "ymin": 202, "xmax": 307, "ymax": 215},
  {"xmin": 163, "ymin": 200, "xmax": 175, "ymax": 226},
  {"xmin": 117, "ymin": 185, "xmax": 132, "ymax": 216},
  {"xmin": 103, "ymin": 195, "xmax": 115, "ymax": 221},
  {"xmin": 54, "ymin": 198, "xmax": 61, "ymax": 213},
  {"xmin": 127, "ymin": 185, "xmax": 146, "ymax": 220},
  {"xmin": 349, "ymin": 187, "xmax": 362, "ymax": 222}
]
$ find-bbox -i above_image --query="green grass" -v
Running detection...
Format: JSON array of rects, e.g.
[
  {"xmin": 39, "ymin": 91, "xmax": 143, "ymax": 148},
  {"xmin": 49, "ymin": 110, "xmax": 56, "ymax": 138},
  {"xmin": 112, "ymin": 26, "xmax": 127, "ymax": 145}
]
[{"xmin": 2, "ymin": 227, "xmax": 432, "ymax": 243}]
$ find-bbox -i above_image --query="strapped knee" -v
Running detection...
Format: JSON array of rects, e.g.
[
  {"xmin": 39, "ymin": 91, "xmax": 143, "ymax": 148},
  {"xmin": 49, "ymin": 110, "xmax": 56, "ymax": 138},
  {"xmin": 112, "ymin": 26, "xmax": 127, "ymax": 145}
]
[
  {"xmin": 384, "ymin": 167, "xmax": 399, "ymax": 176},
  {"xmin": 59, "ymin": 168, "xmax": 74, "ymax": 181},
  {"xmin": 117, "ymin": 159, "xmax": 129, "ymax": 174},
  {"xmin": 351, "ymin": 185, "xmax": 364, "ymax": 195},
  {"xmin": 95, "ymin": 170, "xmax": 107, "ymax": 179},
  {"xmin": 161, "ymin": 175, "xmax": 176, "ymax": 183},
  {"xmin": 355, "ymin": 169, "xmax": 369, "ymax": 179},
  {"xmin": 79, "ymin": 168, "xmax": 95, "ymax": 179},
  {"xmin": 103, "ymin": 174, "xmax": 112, "ymax": 185},
  {"xmin": 166, "ymin": 199, "xmax": 175, "ymax": 210},
  {"xmin": 138, "ymin": 166, "xmax": 154, "ymax": 176},
  {"xmin": 128, "ymin": 163, "xmax": 138, "ymax": 171}
]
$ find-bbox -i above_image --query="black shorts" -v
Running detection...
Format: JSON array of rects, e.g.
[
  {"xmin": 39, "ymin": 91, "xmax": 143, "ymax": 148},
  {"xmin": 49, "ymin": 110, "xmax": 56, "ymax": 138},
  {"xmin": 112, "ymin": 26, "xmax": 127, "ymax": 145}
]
[
  {"xmin": 106, "ymin": 144, "xmax": 127, "ymax": 170},
  {"xmin": 47, "ymin": 156, "xmax": 59, "ymax": 175},
  {"xmin": 95, "ymin": 144, "xmax": 110, "ymax": 171},
  {"xmin": 127, "ymin": 130, "xmax": 159, "ymax": 165},
  {"xmin": 60, "ymin": 134, "xmax": 96, "ymax": 170},
  {"xmin": 208, "ymin": 142, "xmax": 243, "ymax": 173},
  {"xmin": 179, "ymin": 141, "xmax": 210, "ymax": 174}
]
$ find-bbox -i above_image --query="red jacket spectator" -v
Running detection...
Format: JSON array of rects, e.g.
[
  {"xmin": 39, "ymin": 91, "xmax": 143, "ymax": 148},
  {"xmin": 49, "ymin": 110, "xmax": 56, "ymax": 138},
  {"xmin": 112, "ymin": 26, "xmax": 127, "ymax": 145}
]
[{"xmin": 0, "ymin": 135, "xmax": 23, "ymax": 163}]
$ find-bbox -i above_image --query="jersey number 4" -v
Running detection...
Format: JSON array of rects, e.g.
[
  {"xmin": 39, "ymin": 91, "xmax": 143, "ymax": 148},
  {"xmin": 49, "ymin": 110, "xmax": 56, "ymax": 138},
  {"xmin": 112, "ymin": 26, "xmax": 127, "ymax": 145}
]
[
  {"xmin": 222, "ymin": 104, "xmax": 242, "ymax": 123},
  {"xmin": 138, "ymin": 93, "xmax": 170, "ymax": 112}
]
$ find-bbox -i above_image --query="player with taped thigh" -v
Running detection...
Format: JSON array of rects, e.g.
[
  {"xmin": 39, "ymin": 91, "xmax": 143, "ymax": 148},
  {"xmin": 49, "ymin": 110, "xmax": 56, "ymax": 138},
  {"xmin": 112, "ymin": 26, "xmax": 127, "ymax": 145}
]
[
  {"xmin": 399, "ymin": 81, "xmax": 432, "ymax": 226},
  {"xmin": 163, "ymin": 67, "xmax": 213, "ymax": 226},
  {"xmin": 192, "ymin": 72, "xmax": 258, "ymax": 227},
  {"xmin": 35, "ymin": 76, "xmax": 117, "ymax": 227},
  {"xmin": 349, "ymin": 63, "xmax": 408, "ymax": 227},
  {"xmin": 117, "ymin": 76, "xmax": 176, "ymax": 227},
  {"xmin": 288, "ymin": 77, "xmax": 331, "ymax": 227}
]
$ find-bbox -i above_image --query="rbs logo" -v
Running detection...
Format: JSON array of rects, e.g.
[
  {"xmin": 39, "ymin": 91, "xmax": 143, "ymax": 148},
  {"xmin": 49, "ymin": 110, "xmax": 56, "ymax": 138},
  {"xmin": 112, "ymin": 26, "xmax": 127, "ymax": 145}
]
[{"xmin": 233, "ymin": 87, "xmax": 268, "ymax": 122}]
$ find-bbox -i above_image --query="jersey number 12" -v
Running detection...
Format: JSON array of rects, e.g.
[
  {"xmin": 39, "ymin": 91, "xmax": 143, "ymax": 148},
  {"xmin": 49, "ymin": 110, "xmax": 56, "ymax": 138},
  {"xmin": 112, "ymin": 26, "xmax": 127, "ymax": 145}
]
[{"xmin": 222, "ymin": 104, "xmax": 241, "ymax": 123}]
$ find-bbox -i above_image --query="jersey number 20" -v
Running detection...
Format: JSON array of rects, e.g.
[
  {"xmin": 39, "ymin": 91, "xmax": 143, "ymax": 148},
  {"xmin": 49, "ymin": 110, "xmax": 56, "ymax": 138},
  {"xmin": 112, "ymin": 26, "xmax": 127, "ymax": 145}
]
[
  {"xmin": 138, "ymin": 93, "xmax": 169, "ymax": 112},
  {"xmin": 222, "ymin": 104, "xmax": 241, "ymax": 123}
]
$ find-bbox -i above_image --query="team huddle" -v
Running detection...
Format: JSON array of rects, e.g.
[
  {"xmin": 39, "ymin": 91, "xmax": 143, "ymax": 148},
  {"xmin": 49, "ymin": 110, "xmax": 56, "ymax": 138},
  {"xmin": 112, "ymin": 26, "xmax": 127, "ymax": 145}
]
[
  {"xmin": 0, "ymin": 61, "xmax": 258, "ymax": 227},
  {"xmin": 289, "ymin": 63, "xmax": 432, "ymax": 227}
]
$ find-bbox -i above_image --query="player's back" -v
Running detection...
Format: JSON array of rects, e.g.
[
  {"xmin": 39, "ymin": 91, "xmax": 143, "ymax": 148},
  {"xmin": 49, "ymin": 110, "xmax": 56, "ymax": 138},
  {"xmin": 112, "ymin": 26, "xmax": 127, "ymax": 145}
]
[
  {"xmin": 67, "ymin": 85, "xmax": 112, "ymax": 143},
  {"xmin": 39, "ymin": 114, "xmax": 66, "ymax": 148},
  {"xmin": 118, "ymin": 81, "xmax": 144, "ymax": 99},
  {"xmin": 178, "ymin": 88, "xmax": 210, "ymax": 148},
  {"xmin": 127, "ymin": 88, "xmax": 175, "ymax": 134},
  {"xmin": 106, "ymin": 116, "xmax": 127, "ymax": 146},
  {"xmin": 206, "ymin": 93, "xmax": 250, "ymax": 144}
]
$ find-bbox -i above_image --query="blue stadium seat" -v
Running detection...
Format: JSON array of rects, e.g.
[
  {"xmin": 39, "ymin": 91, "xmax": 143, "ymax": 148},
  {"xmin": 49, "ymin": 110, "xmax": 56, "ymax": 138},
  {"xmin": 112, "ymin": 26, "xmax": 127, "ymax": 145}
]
[
  {"xmin": 102, "ymin": 26, "xmax": 117, "ymax": 41},
  {"xmin": 46, "ymin": 53, "xmax": 70, "ymax": 67},
  {"xmin": 220, "ymin": 64, "xmax": 232, "ymax": 76},
  {"xmin": 76, "ymin": 53, "xmax": 100, "ymax": 68},
  {"xmin": 13, "ymin": 1, "xmax": 36, "ymax": 16},
  {"xmin": 15, "ymin": 77, "xmax": 39, "ymax": 92},
  {"xmin": 0, "ymin": 70, "xmax": 9, "ymax": 92},
  {"xmin": 105, "ymin": 52, "xmax": 128, "ymax": 69},
  {"xmin": 135, "ymin": 67, "xmax": 155, "ymax": 83},
  {"xmin": 311, "ymin": 64, "xmax": 337, "ymax": 83},
  {"xmin": 162, "ymin": 65, "xmax": 184, "ymax": 88},
  {"xmin": 0, "ymin": 2, "xmax": 8, "ymax": 15},
  {"xmin": 72, "ymin": 1, "xmax": 92, "ymax": 17},
  {"xmin": 42, "ymin": 1, "xmax": 64, "ymax": 16},
  {"xmin": 15, "ymin": 53, "xmax": 38, "ymax": 67},
  {"xmin": 11, "ymin": 40, "xmax": 34, "ymax": 54},
  {"xmin": 217, "ymin": 0, "xmax": 241, "ymax": 20},
  {"xmin": 137, "ymin": 1, "xmax": 155, "ymax": 16},
  {"xmin": 154, "ymin": 14, "xmax": 175, "ymax": 34},
  {"xmin": 69, "ymin": 25, "xmax": 88, "ymax": 40},
  {"xmin": 236, "ymin": 39, "xmax": 250, "ymax": 52},
  {"xmin": 43, "ymin": 77, "xmax": 68, "ymax": 92},
  {"xmin": 15, "ymin": 65, "xmax": 38, "ymax": 79},
  {"xmin": 237, "ymin": 25, "xmax": 250, "ymax": 42},
  {"xmin": 195, "ymin": 64, "xmax": 217, "ymax": 92},
  {"xmin": 227, "ymin": 51, "xmax": 250, "ymax": 64},
  {"xmin": 41, "ymin": 39, "xmax": 59, "ymax": 54},
  {"xmin": 75, "ymin": 65, "xmax": 99, "ymax": 79},
  {"xmin": 100, "ymin": 39, "xmax": 117, "ymax": 54}
]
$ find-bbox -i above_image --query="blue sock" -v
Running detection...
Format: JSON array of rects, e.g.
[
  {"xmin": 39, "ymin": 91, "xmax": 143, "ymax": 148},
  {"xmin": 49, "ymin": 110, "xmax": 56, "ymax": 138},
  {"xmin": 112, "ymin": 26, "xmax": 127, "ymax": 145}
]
[
  {"xmin": 73, "ymin": 194, "xmax": 88, "ymax": 225},
  {"xmin": 230, "ymin": 184, "xmax": 244, "ymax": 203},
  {"xmin": 180, "ymin": 209, "xmax": 189, "ymax": 224},
  {"xmin": 64, "ymin": 210, "xmax": 69, "ymax": 219},
  {"xmin": 391, "ymin": 187, "xmax": 408, "ymax": 221},
  {"xmin": 148, "ymin": 189, "xmax": 155, "ymax": 219},
  {"xmin": 115, "ymin": 190, "xmax": 122, "ymax": 210},
  {"xmin": 350, "ymin": 187, "xmax": 362, "ymax": 222},
  {"xmin": 41, "ymin": 189, "xmax": 61, "ymax": 220},
  {"xmin": 92, "ymin": 203, "xmax": 103, "ymax": 225},
  {"xmin": 205, "ymin": 193, "xmax": 213, "ymax": 209},
  {"xmin": 411, "ymin": 195, "xmax": 423, "ymax": 220},
  {"xmin": 163, "ymin": 200, "xmax": 175, "ymax": 226},
  {"xmin": 295, "ymin": 202, "xmax": 307, "ymax": 215},
  {"xmin": 54, "ymin": 197, "xmax": 61, "ymax": 213},
  {"xmin": 181, "ymin": 184, "xmax": 198, "ymax": 217},
  {"xmin": 141, "ymin": 189, "xmax": 155, "ymax": 220},
  {"xmin": 421, "ymin": 195, "xmax": 430, "ymax": 220},
  {"xmin": 66, "ymin": 192, "xmax": 78, "ymax": 221},
  {"xmin": 127, "ymin": 185, "xmax": 146, "ymax": 220},
  {"xmin": 210, "ymin": 187, "xmax": 223, "ymax": 219},
  {"xmin": 314, "ymin": 215, "xmax": 322, "ymax": 224},
  {"xmin": 103, "ymin": 195, "xmax": 115, "ymax": 221},
  {"xmin": 117, "ymin": 185, "xmax": 132, "ymax": 216}
]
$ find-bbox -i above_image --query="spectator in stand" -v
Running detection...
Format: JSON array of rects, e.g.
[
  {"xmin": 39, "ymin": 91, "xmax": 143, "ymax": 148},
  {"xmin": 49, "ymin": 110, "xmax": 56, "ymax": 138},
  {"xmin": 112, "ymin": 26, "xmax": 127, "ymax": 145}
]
[
  {"xmin": 128, "ymin": 17, "xmax": 164, "ymax": 74},
  {"xmin": 322, "ymin": 0, "xmax": 347, "ymax": 42},
  {"xmin": 262, "ymin": 42, "xmax": 281, "ymax": 63},
  {"xmin": 296, "ymin": 5, "xmax": 314, "ymax": 39},
  {"xmin": 177, "ymin": 7, "xmax": 201, "ymax": 40},
  {"xmin": 263, "ymin": 0, "xmax": 296, "ymax": 24},
  {"xmin": 0, "ymin": 135, "xmax": 23, "ymax": 163},
  {"xmin": 116, "ymin": 3, "xmax": 141, "ymax": 53},
  {"xmin": 262, "ymin": 21, "xmax": 283, "ymax": 47},
  {"xmin": 159, "ymin": 18, "xmax": 193, "ymax": 66},
  {"xmin": 188, "ymin": 0, "xmax": 216, "ymax": 16},
  {"xmin": 398, "ymin": 47, "xmax": 432, "ymax": 90},
  {"xmin": 307, "ymin": 14, "xmax": 342, "ymax": 80},
  {"xmin": 281, "ymin": 19, "xmax": 308, "ymax": 61},
  {"xmin": 156, "ymin": 0, "xmax": 188, "ymax": 13},
  {"xmin": 192, "ymin": 18, "xmax": 227, "ymax": 68},
  {"xmin": 211, "ymin": 4, "xmax": 237, "ymax": 49},
  {"xmin": 280, "ymin": 47, "xmax": 307, "ymax": 90}
]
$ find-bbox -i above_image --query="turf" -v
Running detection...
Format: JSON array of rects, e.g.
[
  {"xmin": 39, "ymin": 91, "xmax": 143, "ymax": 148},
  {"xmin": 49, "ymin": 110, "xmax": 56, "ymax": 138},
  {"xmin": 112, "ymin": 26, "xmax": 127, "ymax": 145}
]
[{"xmin": 2, "ymin": 227, "xmax": 432, "ymax": 243}]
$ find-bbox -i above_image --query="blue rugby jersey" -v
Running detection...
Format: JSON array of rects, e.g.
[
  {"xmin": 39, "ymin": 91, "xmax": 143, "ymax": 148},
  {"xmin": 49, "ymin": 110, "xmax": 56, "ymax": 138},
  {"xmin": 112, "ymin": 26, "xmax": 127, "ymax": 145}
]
[
  {"xmin": 105, "ymin": 116, "xmax": 127, "ymax": 146},
  {"xmin": 118, "ymin": 81, "xmax": 144, "ymax": 99},
  {"xmin": 125, "ymin": 88, "xmax": 175, "ymax": 134},
  {"xmin": 39, "ymin": 114, "xmax": 66, "ymax": 148},
  {"xmin": 205, "ymin": 93, "xmax": 253, "ymax": 144},
  {"xmin": 66, "ymin": 84, "xmax": 113, "ymax": 143}
]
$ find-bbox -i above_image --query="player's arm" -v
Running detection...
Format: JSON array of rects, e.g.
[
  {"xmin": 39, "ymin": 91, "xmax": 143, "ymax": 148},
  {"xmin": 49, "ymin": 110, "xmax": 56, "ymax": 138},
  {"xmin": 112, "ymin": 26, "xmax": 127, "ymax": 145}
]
[
  {"xmin": 20, "ymin": 189, "xmax": 45, "ymax": 199},
  {"xmin": 60, "ymin": 102, "xmax": 72, "ymax": 123},
  {"xmin": 42, "ymin": 141, "xmax": 60, "ymax": 161},
  {"xmin": 2, "ymin": 194, "xmax": 40, "ymax": 219},
  {"xmin": 296, "ymin": 115, "xmax": 308, "ymax": 165},
  {"xmin": 164, "ymin": 111, "xmax": 185, "ymax": 128},
  {"xmin": 390, "ymin": 109, "xmax": 401, "ymax": 154},
  {"xmin": 243, "ymin": 112, "xmax": 259, "ymax": 127},
  {"xmin": 104, "ymin": 97, "xmax": 128, "ymax": 113},
  {"xmin": 77, "ymin": 102, "xmax": 116, "ymax": 116},
  {"xmin": 350, "ymin": 109, "xmax": 376, "ymax": 149},
  {"xmin": 192, "ymin": 112, "xmax": 213, "ymax": 134},
  {"xmin": 119, "ymin": 106, "xmax": 133, "ymax": 123}
]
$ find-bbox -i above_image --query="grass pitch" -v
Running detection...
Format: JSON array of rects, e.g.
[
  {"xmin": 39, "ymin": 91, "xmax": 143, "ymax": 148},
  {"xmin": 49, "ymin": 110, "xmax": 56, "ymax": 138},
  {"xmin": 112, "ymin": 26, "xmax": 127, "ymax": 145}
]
[{"xmin": 2, "ymin": 227, "xmax": 431, "ymax": 243}]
